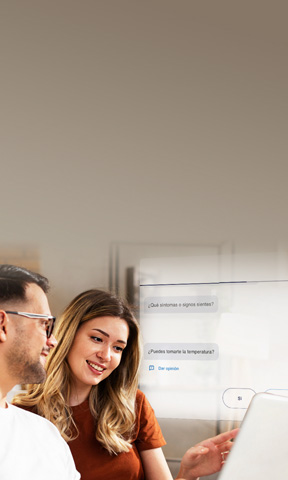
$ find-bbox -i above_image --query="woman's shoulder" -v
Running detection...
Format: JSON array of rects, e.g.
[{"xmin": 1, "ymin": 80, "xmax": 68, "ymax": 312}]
[
  {"xmin": 135, "ymin": 389, "xmax": 151, "ymax": 409},
  {"xmin": 133, "ymin": 390, "xmax": 166, "ymax": 448},
  {"xmin": 136, "ymin": 389, "xmax": 146, "ymax": 402},
  {"xmin": 135, "ymin": 389, "xmax": 156, "ymax": 417}
]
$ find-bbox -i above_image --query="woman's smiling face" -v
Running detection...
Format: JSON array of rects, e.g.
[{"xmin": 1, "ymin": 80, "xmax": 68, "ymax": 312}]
[{"xmin": 67, "ymin": 316, "xmax": 129, "ymax": 403}]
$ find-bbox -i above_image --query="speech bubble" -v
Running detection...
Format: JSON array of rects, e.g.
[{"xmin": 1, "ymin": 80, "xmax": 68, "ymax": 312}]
[
  {"xmin": 144, "ymin": 296, "xmax": 218, "ymax": 313},
  {"xmin": 144, "ymin": 343, "xmax": 219, "ymax": 360}
]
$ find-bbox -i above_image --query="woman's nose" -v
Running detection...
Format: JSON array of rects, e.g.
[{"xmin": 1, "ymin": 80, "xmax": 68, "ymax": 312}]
[{"xmin": 96, "ymin": 345, "xmax": 111, "ymax": 361}]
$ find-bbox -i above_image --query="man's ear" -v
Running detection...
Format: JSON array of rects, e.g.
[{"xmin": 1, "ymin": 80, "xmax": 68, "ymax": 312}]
[{"xmin": 0, "ymin": 310, "xmax": 8, "ymax": 342}]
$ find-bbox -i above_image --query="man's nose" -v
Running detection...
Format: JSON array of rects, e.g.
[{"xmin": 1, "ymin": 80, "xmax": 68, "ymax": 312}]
[{"xmin": 46, "ymin": 334, "xmax": 58, "ymax": 349}]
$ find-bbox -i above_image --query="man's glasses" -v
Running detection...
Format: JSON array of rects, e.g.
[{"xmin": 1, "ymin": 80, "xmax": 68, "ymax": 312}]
[{"xmin": 5, "ymin": 311, "xmax": 56, "ymax": 338}]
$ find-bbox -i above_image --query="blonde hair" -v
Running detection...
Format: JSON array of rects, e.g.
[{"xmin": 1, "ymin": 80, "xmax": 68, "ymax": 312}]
[{"xmin": 13, "ymin": 289, "xmax": 141, "ymax": 454}]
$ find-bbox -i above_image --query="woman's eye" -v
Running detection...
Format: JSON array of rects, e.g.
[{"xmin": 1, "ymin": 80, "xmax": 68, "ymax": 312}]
[
  {"xmin": 114, "ymin": 346, "xmax": 124, "ymax": 352},
  {"xmin": 91, "ymin": 336, "xmax": 102, "ymax": 342}
]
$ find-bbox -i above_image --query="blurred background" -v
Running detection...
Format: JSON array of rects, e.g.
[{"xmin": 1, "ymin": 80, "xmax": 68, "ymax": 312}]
[{"xmin": 1, "ymin": 1, "xmax": 288, "ymax": 477}]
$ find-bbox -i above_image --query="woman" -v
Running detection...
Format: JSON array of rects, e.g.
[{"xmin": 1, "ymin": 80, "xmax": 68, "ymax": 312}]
[{"xmin": 13, "ymin": 289, "xmax": 237, "ymax": 480}]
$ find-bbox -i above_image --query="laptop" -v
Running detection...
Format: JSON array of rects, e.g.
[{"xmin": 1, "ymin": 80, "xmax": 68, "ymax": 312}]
[{"xmin": 218, "ymin": 392, "xmax": 288, "ymax": 479}]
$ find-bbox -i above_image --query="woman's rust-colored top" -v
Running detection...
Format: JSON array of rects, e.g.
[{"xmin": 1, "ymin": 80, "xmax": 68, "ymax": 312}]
[{"xmin": 68, "ymin": 390, "xmax": 166, "ymax": 480}]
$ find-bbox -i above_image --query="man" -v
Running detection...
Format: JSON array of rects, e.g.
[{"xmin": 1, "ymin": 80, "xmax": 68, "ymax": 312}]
[{"xmin": 0, "ymin": 264, "xmax": 80, "ymax": 480}]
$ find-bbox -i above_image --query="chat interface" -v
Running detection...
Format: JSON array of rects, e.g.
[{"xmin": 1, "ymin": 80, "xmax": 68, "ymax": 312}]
[{"xmin": 139, "ymin": 280, "xmax": 288, "ymax": 421}]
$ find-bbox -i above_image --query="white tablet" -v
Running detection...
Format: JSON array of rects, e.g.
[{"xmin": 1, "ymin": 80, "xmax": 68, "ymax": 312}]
[{"xmin": 218, "ymin": 392, "xmax": 288, "ymax": 479}]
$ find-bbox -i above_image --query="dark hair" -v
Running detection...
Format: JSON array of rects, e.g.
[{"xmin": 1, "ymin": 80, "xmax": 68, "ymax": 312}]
[{"xmin": 0, "ymin": 264, "xmax": 49, "ymax": 304}]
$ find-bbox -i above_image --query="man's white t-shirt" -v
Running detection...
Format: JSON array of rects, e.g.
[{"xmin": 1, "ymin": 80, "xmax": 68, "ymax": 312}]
[{"xmin": 0, "ymin": 403, "xmax": 80, "ymax": 479}]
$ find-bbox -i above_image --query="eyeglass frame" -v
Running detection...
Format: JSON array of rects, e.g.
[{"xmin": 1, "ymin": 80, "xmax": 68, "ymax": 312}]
[{"xmin": 4, "ymin": 310, "xmax": 56, "ymax": 338}]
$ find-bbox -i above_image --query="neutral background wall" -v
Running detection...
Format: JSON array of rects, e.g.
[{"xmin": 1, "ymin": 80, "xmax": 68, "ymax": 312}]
[
  {"xmin": 1, "ymin": 0, "xmax": 288, "ymax": 312},
  {"xmin": 1, "ymin": 1, "xmax": 288, "ymax": 477}
]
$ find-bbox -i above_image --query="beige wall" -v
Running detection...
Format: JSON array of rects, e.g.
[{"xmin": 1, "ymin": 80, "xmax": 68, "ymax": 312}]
[
  {"xmin": 1, "ymin": 0, "xmax": 288, "ymax": 312},
  {"xmin": 1, "ymin": 2, "xmax": 288, "ymax": 476}
]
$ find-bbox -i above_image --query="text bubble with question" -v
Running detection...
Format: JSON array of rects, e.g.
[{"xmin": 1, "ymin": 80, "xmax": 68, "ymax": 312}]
[
  {"xmin": 144, "ymin": 343, "xmax": 219, "ymax": 360},
  {"xmin": 144, "ymin": 296, "xmax": 218, "ymax": 314}
]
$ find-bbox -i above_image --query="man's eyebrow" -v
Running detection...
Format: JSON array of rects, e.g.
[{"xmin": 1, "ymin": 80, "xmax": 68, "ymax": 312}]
[{"xmin": 92, "ymin": 328, "xmax": 127, "ymax": 345}]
